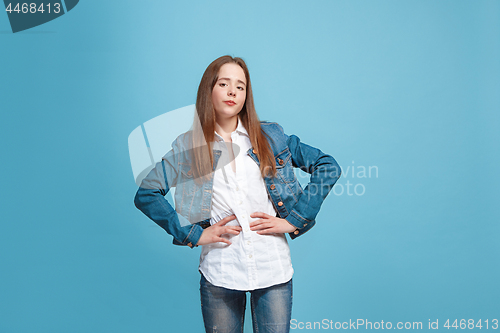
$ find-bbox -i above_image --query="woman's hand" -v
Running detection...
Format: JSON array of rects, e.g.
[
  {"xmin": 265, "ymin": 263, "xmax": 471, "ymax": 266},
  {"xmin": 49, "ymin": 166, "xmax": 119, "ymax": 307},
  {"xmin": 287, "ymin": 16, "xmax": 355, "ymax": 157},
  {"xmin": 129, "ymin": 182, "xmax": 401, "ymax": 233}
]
[
  {"xmin": 249, "ymin": 212, "xmax": 297, "ymax": 235},
  {"xmin": 196, "ymin": 214, "xmax": 242, "ymax": 246}
]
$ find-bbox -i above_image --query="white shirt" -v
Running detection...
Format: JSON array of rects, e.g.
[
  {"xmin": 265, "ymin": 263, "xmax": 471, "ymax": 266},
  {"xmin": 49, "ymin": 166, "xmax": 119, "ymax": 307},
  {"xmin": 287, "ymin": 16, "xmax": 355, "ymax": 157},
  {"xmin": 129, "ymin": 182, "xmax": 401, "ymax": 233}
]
[{"xmin": 198, "ymin": 119, "xmax": 294, "ymax": 291}]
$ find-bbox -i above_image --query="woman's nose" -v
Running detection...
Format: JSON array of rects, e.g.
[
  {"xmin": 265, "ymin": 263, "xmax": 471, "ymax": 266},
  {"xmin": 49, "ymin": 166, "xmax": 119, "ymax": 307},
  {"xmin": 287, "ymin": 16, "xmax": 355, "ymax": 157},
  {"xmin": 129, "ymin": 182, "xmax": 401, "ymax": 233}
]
[{"xmin": 228, "ymin": 87, "xmax": 236, "ymax": 96}]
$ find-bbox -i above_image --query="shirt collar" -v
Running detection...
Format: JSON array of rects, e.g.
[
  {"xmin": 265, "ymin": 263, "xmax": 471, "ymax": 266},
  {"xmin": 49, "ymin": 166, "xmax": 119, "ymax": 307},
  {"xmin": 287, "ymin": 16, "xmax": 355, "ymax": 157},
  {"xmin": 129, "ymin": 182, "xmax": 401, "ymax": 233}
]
[
  {"xmin": 235, "ymin": 117, "xmax": 249, "ymax": 137},
  {"xmin": 214, "ymin": 117, "xmax": 249, "ymax": 142}
]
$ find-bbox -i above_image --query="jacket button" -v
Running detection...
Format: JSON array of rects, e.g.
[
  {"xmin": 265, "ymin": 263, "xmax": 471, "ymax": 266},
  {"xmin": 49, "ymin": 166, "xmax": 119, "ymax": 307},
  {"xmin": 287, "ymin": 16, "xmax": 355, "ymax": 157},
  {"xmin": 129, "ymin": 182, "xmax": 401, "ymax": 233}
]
[
  {"xmin": 278, "ymin": 159, "xmax": 284, "ymax": 165},
  {"xmin": 293, "ymin": 230, "xmax": 299, "ymax": 235},
  {"xmin": 278, "ymin": 201, "xmax": 283, "ymax": 206},
  {"xmin": 187, "ymin": 242, "xmax": 193, "ymax": 248},
  {"xmin": 252, "ymin": 149, "xmax": 257, "ymax": 154},
  {"xmin": 270, "ymin": 184, "xmax": 276, "ymax": 190},
  {"xmin": 303, "ymin": 223, "xmax": 307, "ymax": 227},
  {"xmin": 187, "ymin": 170, "xmax": 192, "ymax": 176}
]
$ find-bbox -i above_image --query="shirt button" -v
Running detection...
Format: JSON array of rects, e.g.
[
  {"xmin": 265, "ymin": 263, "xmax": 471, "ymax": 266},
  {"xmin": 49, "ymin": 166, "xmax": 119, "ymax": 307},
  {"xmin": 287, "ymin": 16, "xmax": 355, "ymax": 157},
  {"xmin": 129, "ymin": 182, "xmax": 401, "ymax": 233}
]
[
  {"xmin": 245, "ymin": 228, "xmax": 250, "ymax": 232},
  {"xmin": 249, "ymin": 255, "xmax": 253, "ymax": 258},
  {"xmin": 293, "ymin": 230, "xmax": 299, "ymax": 235},
  {"xmin": 270, "ymin": 184, "xmax": 276, "ymax": 190},
  {"xmin": 247, "ymin": 241, "xmax": 251, "ymax": 245},
  {"xmin": 278, "ymin": 201, "xmax": 283, "ymax": 206}
]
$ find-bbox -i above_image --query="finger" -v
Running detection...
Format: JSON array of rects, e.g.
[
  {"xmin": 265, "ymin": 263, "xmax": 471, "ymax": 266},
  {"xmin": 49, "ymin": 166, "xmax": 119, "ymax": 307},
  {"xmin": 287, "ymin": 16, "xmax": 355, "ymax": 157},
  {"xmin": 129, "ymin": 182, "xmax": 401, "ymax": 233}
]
[
  {"xmin": 222, "ymin": 227, "xmax": 241, "ymax": 235},
  {"xmin": 226, "ymin": 226, "xmax": 242, "ymax": 231},
  {"xmin": 249, "ymin": 219, "xmax": 266, "ymax": 227},
  {"xmin": 250, "ymin": 212, "xmax": 270, "ymax": 219},
  {"xmin": 250, "ymin": 218, "xmax": 276, "ymax": 226},
  {"xmin": 250, "ymin": 222, "xmax": 273, "ymax": 231},
  {"xmin": 215, "ymin": 237, "xmax": 231, "ymax": 245},
  {"xmin": 216, "ymin": 214, "xmax": 237, "ymax": 226},
  {"xmin": 256, "ymin": 228, "xmax": 277, "ymax": 235}
]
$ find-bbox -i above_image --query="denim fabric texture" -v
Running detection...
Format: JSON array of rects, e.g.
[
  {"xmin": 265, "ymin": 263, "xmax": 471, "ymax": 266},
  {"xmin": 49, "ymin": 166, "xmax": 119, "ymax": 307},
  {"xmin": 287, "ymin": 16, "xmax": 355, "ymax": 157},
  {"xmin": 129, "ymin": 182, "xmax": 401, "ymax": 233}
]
[
  {"xmin": 134, "ymin": 122, "xmax": 341, "ymax": 248},
  {"xmin": 200, "ymin": 273, "xmax": 293, "ymax": 333}
]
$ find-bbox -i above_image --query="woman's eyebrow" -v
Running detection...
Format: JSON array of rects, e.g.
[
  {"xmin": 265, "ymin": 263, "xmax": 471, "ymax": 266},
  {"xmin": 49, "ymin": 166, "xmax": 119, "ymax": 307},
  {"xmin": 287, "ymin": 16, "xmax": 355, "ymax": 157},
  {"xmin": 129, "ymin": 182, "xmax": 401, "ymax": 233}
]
[{"xmin": 218, "ymin": 77, "xmax": 247, "ymax": 86}]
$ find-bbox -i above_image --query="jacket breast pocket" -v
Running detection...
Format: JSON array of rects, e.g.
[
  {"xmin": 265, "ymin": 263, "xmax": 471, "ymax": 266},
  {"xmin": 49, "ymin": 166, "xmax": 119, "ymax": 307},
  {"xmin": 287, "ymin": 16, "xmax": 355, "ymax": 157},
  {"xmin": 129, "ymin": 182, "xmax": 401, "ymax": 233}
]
[
  {"xmin": 176, "ymin": 164, "xmax": 196, "ymax": 196},
  {"xmin": 179, "ymin": 164, "xmax": 194, "ymax": 179},
  {"xmin": 275, "ymin": 148, "xmax": 296, "ymax": 183}
]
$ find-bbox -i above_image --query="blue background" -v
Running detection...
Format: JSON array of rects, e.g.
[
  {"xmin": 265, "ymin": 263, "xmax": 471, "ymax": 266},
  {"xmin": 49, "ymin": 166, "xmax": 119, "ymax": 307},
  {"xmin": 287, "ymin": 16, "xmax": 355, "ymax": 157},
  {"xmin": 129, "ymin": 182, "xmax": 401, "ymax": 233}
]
[{"xmin": 1, "ymin": 1, "xmax": 499, "ymax": 332}]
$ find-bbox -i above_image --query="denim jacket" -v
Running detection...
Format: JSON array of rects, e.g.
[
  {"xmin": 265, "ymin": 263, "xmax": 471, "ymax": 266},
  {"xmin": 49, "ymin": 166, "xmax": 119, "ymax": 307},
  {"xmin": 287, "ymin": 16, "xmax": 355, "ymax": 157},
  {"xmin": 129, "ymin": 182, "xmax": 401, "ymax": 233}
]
[{"xmin": 134, "ymin": 122, "xmax": 341, "ymax": 248}]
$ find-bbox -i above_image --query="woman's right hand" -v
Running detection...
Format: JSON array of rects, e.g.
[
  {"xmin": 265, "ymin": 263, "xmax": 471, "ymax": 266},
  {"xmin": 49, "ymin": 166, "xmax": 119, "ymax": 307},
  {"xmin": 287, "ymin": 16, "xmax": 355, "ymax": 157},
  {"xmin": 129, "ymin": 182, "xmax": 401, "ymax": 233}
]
[{"xmin": 196, "ymin": 214, "xmax": 241, "ymax": 246}]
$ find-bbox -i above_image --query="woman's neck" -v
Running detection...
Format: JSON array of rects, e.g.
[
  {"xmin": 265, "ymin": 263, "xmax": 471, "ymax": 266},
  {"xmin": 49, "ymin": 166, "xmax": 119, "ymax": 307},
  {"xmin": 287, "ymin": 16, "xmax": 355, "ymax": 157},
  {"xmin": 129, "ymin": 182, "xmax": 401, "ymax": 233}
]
[{"xmin": 215, "ymin": 116, "xmax": 238, "ymax": 142}]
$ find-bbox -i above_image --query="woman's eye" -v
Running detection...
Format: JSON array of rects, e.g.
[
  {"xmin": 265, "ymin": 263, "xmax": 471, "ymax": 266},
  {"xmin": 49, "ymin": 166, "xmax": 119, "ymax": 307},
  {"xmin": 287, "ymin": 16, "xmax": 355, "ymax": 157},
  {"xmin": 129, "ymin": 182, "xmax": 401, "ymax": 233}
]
[
  {"xmin": 219, "ymin": 83, "xmax": 227, "ymax": 87},
  {"xmin": 237, "ymin": 87, "xmax": 244, "ymax": 90}
]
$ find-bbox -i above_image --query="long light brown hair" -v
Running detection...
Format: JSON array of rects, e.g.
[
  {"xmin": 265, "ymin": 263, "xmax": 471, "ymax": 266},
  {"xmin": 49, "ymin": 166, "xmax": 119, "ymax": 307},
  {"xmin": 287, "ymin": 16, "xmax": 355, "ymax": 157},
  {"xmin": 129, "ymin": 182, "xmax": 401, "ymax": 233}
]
[{"xmin": 191, "ymin": 55, "xmax": 276, "ymax": 182}]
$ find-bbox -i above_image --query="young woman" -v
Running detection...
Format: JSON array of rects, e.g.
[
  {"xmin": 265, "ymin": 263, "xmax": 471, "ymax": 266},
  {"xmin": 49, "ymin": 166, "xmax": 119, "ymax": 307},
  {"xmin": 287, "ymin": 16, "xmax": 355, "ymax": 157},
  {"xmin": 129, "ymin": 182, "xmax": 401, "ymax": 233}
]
[{"xmin": 134, "ymin": 55, "xmax": 341, "ymax": 333}]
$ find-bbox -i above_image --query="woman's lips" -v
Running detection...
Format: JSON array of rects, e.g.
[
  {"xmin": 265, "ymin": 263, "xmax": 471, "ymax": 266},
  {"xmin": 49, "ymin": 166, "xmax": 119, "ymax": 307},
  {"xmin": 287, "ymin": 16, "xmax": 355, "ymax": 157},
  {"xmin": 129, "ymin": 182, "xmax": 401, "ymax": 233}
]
[{"xmin": 224, "ymin": 101, "xmax": 236, "ymax": 106}]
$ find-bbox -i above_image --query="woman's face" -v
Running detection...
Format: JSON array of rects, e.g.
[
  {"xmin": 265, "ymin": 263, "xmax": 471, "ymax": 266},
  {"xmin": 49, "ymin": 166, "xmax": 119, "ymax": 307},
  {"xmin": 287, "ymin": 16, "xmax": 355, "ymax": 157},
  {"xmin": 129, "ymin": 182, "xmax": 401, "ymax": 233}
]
[{"xmin": 211, "ymin": 63, "xmax": 247, "ymax": 122}]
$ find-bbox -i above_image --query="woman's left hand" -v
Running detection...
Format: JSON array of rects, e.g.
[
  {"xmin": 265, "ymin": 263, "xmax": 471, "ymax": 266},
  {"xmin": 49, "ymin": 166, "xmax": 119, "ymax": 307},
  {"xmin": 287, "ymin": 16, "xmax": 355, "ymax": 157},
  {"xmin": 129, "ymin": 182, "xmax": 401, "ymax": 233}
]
[{"xmin": 249, "ymin": 212, "xmax": 297, "ymax": 234}]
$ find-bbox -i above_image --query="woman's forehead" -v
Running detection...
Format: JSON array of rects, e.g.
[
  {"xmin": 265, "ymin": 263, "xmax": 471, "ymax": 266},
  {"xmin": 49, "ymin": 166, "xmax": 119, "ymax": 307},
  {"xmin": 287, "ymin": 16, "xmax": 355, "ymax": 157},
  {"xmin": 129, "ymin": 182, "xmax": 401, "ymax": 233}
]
[{"xmin": 218, "ymin": 63, "xmax": 246, "ymax": 83}]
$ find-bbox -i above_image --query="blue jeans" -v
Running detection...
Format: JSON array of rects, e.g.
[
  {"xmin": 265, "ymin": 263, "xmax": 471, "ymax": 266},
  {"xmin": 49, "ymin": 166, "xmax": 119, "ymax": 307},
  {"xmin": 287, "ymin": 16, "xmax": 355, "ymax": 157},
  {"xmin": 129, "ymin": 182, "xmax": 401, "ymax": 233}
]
[{"xmin": 200, "ymin": 273, "xmax": 293, "ymax": 333}]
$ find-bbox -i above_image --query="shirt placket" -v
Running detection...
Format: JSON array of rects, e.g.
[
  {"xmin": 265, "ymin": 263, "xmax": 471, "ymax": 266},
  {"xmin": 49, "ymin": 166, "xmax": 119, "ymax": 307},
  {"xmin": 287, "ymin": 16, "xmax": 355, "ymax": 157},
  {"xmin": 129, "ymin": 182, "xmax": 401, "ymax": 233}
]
[{"xmin": 229, "ymin": 132, "xmax": 258, "ymax": 289}]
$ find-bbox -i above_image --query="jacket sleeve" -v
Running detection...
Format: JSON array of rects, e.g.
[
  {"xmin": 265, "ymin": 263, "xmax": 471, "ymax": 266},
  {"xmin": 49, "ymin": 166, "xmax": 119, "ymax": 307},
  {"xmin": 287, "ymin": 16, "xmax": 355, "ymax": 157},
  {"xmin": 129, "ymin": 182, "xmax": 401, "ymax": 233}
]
[
  {"xmin": 283, "ymin": 130, "xmax": 342, "ymax": 239},
  {"xmin": 133, "ymin": 146, "xmax": 203, "ymax": 248}
]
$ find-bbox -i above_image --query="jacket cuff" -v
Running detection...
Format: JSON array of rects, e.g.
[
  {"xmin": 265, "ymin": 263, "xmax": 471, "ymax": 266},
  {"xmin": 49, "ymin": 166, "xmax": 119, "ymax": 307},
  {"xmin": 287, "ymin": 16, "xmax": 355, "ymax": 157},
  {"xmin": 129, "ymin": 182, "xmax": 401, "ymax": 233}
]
[
  {"xmin": 285, "ymin": 210, "xmax": 315, "ymax": 239},
  {"xmin": 183, "ymin": 224, "xmax": 204, "ymax": 248},
  {"xmin": 172, "ymin": 223, "xmax": 204, "ymax": 248}
]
